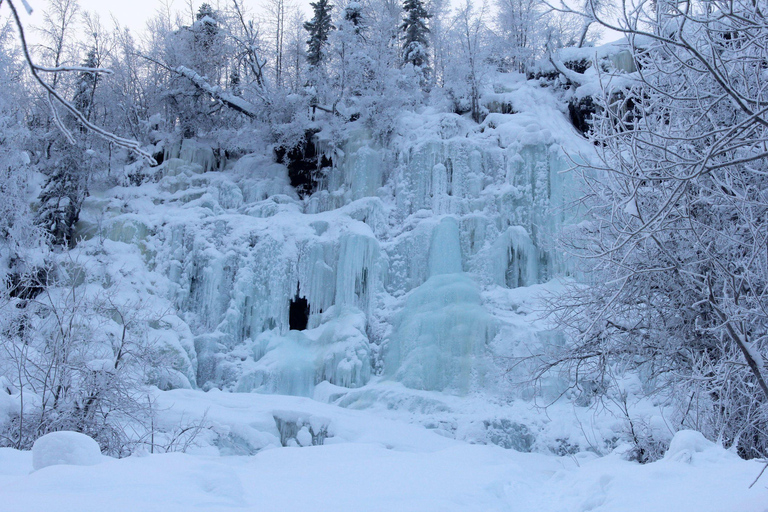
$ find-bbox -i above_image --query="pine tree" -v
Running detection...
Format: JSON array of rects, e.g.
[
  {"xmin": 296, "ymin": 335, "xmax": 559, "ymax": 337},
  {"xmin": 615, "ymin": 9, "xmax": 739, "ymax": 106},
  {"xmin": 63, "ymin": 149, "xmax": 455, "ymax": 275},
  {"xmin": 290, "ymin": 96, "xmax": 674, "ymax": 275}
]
[
  {"xmin": 401, "ymin": 0, "xmax": 430, "ymax": 69},
  {"xmin": 304, "ymin": 0, "xmax": 334, "ymax": 67},
  {"xmin": 194, "ymin": 3, "xmax": 218, "ymax": 51},
  {"xmin": 36, "ymin": 148, "xmax": 87, "ymax": 247}
]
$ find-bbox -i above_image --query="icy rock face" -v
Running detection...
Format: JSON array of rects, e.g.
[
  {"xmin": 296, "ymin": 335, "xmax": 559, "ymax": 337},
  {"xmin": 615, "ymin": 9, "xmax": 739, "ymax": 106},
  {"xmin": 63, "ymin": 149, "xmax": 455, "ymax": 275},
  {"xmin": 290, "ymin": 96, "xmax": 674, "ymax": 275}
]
[
  {"xmin": 323, "ymin": 128, "xmax": 387, "ymax": 203},
  {"xmin": 32, "ymin": 431, "xmax": 103, "ymax": 470},
  {"xmin": 233, "ymin": 307, "xmax": 371, "ymax": 395},
  {"xmin": 164, "ymin": 139, "xmax": 220, "ymax": 173},
  {"xmin": 386, "ymin": 113, "xmax": 575, "ymax": 297},
  {"xmin": 165, "ymin": 215, "xmax": 381, "ymax": 392},
  {"xmin": 141, "ymin": 153, "xmax": 383, "ymax": 392}
]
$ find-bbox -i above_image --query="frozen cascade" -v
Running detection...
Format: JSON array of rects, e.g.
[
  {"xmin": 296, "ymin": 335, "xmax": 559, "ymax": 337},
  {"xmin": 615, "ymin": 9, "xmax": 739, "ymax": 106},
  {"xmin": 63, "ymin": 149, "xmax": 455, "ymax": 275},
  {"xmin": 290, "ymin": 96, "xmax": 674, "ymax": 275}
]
[
  {"xmin": 163, "ymin": 138, "xmax": 220, "ymax": 174},
  {"xmin": 386, "ymin": 273, "xmax": 497, "ymax": 392},
  {"xmin": 168, "ymin": 217, "xmax": 381, "ymax": 391},
  {"xmin": 428, "ymin": 217, "xmax": 463, "ymax": 277},
  {"xmin": 335, "ymin": 128, "xmax": 386, "ymax": 202},
  {"xmin": 75, "ymin": 79, "xmax": 586, "ymax": 400},
  {"xmin": 138, "ymin": 153, "xmax": 385, "ymax": 391},
  {"xmin": 488, "ymin": 227, "xmax": 539, "ymax": 288},
  {"xmin": 235, "ymin": 306, "xmax": 371, "ymax": 395}
]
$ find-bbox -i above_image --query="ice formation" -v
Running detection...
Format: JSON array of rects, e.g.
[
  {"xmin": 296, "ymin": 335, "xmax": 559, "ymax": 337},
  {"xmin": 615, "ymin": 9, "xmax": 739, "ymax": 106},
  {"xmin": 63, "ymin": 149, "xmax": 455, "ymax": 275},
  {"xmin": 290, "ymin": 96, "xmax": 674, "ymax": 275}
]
[
  {"xmin": 386, "ymin": 273, "xmax": 497, "ymax": 392},
  {"xmin": 75, "ymin": 77, "xmax": 585, "ymax": 398}
]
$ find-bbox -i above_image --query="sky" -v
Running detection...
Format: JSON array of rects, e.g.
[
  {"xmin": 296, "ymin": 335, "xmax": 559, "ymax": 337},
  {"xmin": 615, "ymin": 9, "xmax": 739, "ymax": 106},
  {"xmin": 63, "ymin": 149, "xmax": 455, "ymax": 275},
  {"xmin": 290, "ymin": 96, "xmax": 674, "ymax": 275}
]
[
  {"xmin": 17, "ymin": 0, "xmax": 621, "ymax": 50},
  {"xmin": 23, "ymin": 0, "xmax": 311, "ymax": 36}
]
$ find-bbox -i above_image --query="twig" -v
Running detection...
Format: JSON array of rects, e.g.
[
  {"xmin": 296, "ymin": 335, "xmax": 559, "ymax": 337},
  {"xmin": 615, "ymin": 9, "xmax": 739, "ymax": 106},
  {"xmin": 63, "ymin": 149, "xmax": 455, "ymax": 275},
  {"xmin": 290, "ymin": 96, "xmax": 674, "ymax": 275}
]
[{"xmin": 749, "ymin": 462, "xmax": 768, "ymax": 489}]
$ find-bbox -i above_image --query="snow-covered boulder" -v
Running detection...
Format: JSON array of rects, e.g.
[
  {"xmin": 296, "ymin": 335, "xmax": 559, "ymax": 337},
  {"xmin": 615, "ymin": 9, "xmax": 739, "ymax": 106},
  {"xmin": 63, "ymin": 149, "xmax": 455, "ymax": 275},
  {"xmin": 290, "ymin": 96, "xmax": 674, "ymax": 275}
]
[
  {"xmin": 32, "ymin": 431, "xmax": 103, "ymax": 471},
  {"xmin": 0, "ymin": 391, "xmax": 18, "ymax": 428},
  {"xmin": 664, "ymin": 430, "xmax": 715, "ymax": 463}
]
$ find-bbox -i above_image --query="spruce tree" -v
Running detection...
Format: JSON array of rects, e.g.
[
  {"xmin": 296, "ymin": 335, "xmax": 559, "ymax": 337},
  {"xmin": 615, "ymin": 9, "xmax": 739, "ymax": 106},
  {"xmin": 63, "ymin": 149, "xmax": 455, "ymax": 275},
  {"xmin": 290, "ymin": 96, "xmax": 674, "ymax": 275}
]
[
  {"xmin": 344, "ymin": 2, "xmax": 364, "ymax": 34},
  {"xmin": 194, "ymin": 3, "xmax": 218, "ymax": 51},
  {"xmin": 72, "ymin": 48, "xmax": 99, "ymax": 121},
  {"xmin": 304, "ymin": 0, "xmax": 334, "ymax": 67},
  {"xmin": 401, "ymin": 0, "xmax": 431, "ymax": 69}
]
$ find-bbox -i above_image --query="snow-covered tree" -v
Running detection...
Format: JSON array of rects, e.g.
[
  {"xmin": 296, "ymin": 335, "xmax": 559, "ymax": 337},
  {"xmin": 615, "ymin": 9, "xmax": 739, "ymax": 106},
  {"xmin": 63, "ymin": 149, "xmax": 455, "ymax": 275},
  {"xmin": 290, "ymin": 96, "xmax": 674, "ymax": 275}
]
[
  {"xmin": 285, "ymin": 7, "xmax": 307, "ymax": 92},
  {"xmin": 444, "ymin": 0, "xmax": 492, "ymax": 122},
  {"xmin": 493, "ymin": 0, "xmax": 544, "ymax": 73},
  {"xmin": 400, "ymin": 0, "xmax": 430, "ymax": 76},
  {"xmin": 426, "ymin": 0, "xmax": 449, "ymax": 87},
  {"xmin": 304, "ymin": 0, "xmax": 334, "ymax": 67},
  {"xmin": 71, "ymin": 48, "xmax": 100, "ymax": 122},
  {"xmin": 545, "ymin": 0, "xmax": 768, "ymax": 459},
  {"xmin": 331, "ymin": 2, "xmax": 368, "ymax": 99}
]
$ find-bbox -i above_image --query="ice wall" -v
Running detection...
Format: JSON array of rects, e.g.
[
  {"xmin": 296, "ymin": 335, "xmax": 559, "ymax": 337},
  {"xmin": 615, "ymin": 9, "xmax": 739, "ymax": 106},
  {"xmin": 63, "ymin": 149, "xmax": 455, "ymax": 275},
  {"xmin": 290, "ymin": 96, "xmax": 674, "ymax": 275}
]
[{"xmin": 80, "ymin": 77, "xmax": 583, "ymax": 398}]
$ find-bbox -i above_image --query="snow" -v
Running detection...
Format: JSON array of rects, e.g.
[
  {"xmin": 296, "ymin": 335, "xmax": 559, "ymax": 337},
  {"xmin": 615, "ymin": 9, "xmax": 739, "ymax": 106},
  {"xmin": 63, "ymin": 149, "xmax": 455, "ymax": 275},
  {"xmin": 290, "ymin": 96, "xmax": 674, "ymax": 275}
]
[
  {"xmin": 31, "ymin": 432, "xmax": 104, "ymax": 471},
  {"xmin": 1, "ymin": 389, "xmax": 766, "ymax": 511}
]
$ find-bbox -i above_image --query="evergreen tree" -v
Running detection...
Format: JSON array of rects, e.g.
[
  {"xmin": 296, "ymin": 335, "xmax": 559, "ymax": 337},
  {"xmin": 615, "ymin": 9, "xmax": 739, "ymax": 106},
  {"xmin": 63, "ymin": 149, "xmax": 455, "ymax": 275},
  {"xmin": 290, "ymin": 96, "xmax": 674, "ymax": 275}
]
[
  {"xmin": 36, "ymin": 148, "xmax": 87, "ymax": 248},
  {"xmin": 344, "ymin": 2, "xmax": 364, "ymax": 34},
  {"xmin": 72, "ymin": 48, "xmax": 100, "ymax": 122},
  {"xmin": 401, "ymin": 0, "xmax": 430, "ymax": 69},
  {"xmin": 194, "ymin": 3, "xmax": 218, "ymax": 51},
  {"xmin": 304, "ymin": 0, "xmax": 334, "ymax": 67},
  {"xmin": 332, "ymin": 1, "xmax": 369, "ymax": 100}
]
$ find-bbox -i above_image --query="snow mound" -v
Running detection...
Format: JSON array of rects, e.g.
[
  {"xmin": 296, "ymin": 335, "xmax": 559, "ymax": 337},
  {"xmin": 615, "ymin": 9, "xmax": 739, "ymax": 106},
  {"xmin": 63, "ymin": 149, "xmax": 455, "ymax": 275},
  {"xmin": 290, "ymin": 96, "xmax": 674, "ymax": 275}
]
[
  {"xmin": 32, "ymin": 431, "xmax": 103, "ymax": 470},
  {"xmin": 664, "ymin": 430, "xmax": 715, "ymax": 463}
]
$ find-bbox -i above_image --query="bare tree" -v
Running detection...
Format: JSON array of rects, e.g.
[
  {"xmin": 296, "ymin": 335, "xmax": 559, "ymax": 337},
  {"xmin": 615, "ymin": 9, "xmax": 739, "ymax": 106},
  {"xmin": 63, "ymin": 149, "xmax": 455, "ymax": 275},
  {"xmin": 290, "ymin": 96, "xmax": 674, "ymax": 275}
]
[
  {"xmin": 36, "ymin": 0, "xmax": 79, "ymax": 90},
  {"xmin": 264, "ymin": 0, "xmax": 289, "ymax": 87},
  {"xmin": 450, "ymin": 0, "xmax": 491, "ymax": 123},
  {"xmin": 2, "ymin": 0, "xmax": 155, "ymax": 162},
  {"xmin": 542, "ymin": 0, "xmax": 768, "ymax": 458}
]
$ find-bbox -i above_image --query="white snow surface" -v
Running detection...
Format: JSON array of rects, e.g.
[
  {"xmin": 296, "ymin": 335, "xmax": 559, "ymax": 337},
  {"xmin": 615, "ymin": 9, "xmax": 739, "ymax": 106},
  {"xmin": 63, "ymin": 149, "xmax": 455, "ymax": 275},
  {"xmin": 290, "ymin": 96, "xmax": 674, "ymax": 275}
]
[{"xmin": 1, "ymin": 389, "xmax": 766, "ymax": 511}]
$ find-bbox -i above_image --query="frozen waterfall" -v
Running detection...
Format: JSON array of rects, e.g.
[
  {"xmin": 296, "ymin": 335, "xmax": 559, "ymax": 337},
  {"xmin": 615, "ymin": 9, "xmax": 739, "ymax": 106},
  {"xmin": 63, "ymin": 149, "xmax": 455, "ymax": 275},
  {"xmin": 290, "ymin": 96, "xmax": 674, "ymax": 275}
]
[{"xmin": 77, "ymin": 87, "xmax": 582, "ymax": 397}]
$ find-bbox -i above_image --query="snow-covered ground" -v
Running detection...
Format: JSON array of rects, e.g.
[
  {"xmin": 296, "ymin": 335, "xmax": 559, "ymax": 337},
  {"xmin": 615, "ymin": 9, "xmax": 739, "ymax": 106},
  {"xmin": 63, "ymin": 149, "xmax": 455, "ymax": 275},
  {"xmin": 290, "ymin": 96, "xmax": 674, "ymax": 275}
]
[{"xmin": 0, "ymin": 387, "xmax": 765, "ymax": 512}]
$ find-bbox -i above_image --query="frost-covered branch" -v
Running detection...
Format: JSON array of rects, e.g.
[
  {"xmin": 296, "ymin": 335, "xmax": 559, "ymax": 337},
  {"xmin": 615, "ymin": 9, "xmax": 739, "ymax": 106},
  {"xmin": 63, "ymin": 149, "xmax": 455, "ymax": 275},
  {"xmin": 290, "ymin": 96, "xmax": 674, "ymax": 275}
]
[
  {"xmin": 137, "ymin": 49, "xmax": 262, "ymax": 119},
  {"xmin": 173, "ymin": 65, "xmax": 260, "ymax": 118},
  {"xmin": 4, "ymin": 0, "xmax": 156, "ymax": 164}
]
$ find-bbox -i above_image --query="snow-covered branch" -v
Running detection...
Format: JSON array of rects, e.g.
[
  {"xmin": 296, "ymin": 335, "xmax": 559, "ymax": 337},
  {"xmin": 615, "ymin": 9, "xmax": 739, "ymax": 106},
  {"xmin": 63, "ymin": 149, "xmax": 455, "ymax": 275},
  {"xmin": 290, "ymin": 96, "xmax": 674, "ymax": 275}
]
[
  {"xmin": 173, "ymin": 65, "xmax": 260, "ymax": 118},
  {"xmin": 4, "ymin": 0, "xmax": 156, "ymax": 164}
]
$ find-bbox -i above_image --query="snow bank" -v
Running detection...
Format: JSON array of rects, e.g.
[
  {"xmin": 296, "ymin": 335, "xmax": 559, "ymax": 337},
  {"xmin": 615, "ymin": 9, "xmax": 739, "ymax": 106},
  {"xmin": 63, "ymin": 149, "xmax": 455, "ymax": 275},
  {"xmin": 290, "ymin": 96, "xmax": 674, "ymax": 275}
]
[{"xmin": 32, "ymin": 431, "xmax": 103, "ymax": 470}]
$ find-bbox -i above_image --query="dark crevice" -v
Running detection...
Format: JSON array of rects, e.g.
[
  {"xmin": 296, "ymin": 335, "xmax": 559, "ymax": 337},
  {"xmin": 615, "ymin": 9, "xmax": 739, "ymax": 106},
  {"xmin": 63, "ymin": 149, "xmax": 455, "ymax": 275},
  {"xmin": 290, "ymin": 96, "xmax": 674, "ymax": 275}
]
[
  {"xmin": 275, "ymin": 129, "xmax": 329, "ymax": 199},
  {"xmin": 568, "ymin": 96, "xmax": 596, "ymax": 135},
  {"xmin": 289, "ymin": 294, "xmax": 310, "ymax": 331}
]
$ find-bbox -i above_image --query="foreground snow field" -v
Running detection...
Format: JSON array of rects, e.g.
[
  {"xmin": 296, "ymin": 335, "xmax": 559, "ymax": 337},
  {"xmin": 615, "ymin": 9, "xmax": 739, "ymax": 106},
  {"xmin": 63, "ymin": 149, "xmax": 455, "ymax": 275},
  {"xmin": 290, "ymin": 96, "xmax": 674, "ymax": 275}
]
[{"xmin": 0, "ymin": 388, "xmax": 765, "ymax": 512}]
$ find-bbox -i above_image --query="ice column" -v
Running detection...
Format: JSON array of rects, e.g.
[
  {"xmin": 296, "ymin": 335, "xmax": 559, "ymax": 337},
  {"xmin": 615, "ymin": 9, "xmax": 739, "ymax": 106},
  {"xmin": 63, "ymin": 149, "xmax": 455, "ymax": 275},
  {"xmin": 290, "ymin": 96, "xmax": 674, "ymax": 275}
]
[{"xmin": 428, "ymin": 217, "xmax": 463, "ymax": 277}]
